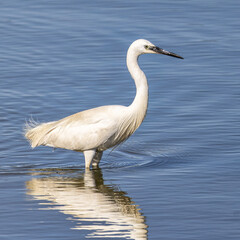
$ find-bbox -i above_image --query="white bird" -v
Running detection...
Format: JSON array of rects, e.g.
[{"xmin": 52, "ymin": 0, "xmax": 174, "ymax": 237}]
[{"xmin": 25, "ymin": 39, "xmax": 183, "ymax": 169}]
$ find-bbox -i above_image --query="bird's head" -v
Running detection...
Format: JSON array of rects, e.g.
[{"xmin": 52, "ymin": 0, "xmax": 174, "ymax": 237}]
[{"xmin": 130, "ymin": 39, "xmax": 183, "ymax": 59}]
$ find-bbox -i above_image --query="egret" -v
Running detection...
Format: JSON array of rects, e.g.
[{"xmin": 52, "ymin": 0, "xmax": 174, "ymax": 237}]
[{"xmin": 25, "ymin": 39, "xmax": 183, "ymax": 169}]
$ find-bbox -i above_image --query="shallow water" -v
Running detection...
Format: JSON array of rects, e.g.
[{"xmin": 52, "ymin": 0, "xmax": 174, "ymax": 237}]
[{"xmin": 1, "ymin": 0, "xmax": 240, "ymax": 239}]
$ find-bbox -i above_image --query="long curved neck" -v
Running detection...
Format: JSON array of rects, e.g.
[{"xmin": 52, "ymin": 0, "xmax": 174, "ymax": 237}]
[{"xmin": 127, "ymin": 49, "xmax": 148, "ymax": 120}]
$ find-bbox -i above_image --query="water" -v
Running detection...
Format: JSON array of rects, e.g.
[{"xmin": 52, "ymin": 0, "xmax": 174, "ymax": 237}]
[{"xmin": 0, "ymin": 0, "xmax": 240, "ymax": 239}]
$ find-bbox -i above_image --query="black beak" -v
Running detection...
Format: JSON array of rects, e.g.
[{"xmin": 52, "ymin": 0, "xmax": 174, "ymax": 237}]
[{"xmin": 150, "ymin": 46, "xmax": 184, "ymax": 59}]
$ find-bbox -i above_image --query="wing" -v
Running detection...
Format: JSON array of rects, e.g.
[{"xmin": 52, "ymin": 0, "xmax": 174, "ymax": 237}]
[{"xmin": 42, "ymin": 105, "xmax": 126, "ymax": 151}]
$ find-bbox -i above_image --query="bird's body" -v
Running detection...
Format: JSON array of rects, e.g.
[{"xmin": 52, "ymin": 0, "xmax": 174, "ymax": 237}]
[
  {"xmin": 26, "ymin": 104, "xmax": 141, "ymax": 151},
  {"xmin": 25, "ymin": 39, "xmax": 183, "ymax": 169}
]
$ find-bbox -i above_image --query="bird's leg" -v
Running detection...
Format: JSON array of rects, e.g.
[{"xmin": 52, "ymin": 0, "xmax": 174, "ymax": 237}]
[
  {"xmin": 83, "ymin": 149, "xmax": 96, "ymax": 169},
  {"xmin": 92, "ymin": 151, "xmax": 103, "ymax": 168}
]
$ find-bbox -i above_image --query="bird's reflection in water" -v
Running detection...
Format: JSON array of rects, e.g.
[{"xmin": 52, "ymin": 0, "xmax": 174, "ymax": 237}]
[{"xmin": 26, "ymin": 168, "xmax": 148, "ymax": 239}]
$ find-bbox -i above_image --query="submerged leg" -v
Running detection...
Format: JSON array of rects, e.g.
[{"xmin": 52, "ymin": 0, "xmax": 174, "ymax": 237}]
[
  {"xmin": 83, "ymin": 149, "xmax": 96, "ymax": 169},
  {"xmin": 92, "ymin": 151, "xmax": 103, "ymax": 168}
]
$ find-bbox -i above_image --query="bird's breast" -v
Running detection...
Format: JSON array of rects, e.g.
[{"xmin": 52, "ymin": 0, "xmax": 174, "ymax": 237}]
[{"xmin": 97, "ymin": 111, "xmax": 145, "ymax": 151}]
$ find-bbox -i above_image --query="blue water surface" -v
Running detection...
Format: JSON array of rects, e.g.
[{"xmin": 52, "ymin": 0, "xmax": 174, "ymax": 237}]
[{"xmin": 0, "ymin": 0, "xmax": 240, "ymax": 239}]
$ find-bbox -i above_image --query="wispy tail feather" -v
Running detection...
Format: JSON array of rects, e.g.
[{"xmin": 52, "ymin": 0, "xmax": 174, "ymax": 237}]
[
  {"xmin": 24, "ymin": 118, "xmax": 39, "ymax": 135},
  {"xmin": 25, "ymin": 119, "xmax": 56, "ymax": 148}
]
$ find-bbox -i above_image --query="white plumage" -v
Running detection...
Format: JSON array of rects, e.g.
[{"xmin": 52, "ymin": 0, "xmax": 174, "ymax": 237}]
[{"xmin": 25, "ymin": 39, "xmax": 183, "ymax": 169}]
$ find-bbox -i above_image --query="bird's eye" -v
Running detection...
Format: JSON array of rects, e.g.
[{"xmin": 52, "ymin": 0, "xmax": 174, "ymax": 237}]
[{"xmin": 144, "ymin": 45, "xmax": 149, "ymax": 50}]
